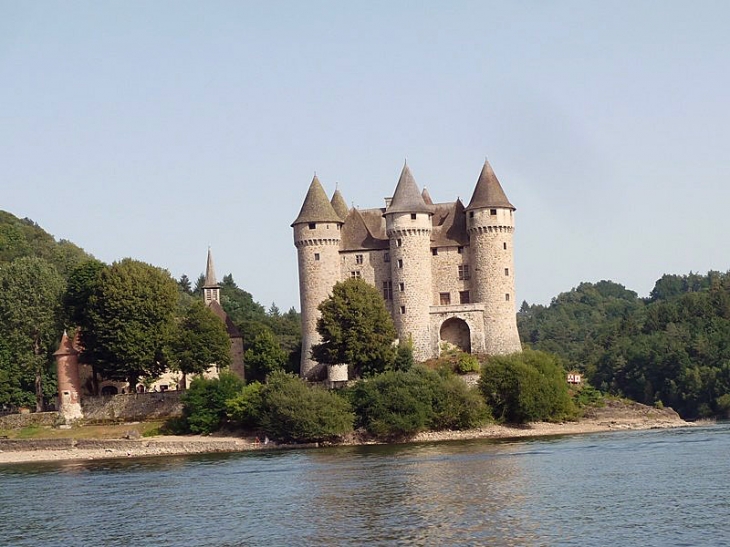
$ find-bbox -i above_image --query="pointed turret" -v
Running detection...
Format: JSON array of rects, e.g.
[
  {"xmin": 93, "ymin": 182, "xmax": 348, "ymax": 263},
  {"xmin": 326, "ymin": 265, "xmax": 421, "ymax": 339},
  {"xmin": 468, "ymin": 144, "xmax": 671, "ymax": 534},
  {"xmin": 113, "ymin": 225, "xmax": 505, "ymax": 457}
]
[
  {"xmin": 421, "ymin": 187, "xmax": 434, "ymax": 206},
  {"xmin": 330, "ymin": 187, "xmax": 349, "ymax": 221},
  {"xmin": 385, "ymin": 163, "xmax": 432, "ymax": 215},
  {"xmin": 202, "ymin": 248, "xmax": 220, "ymax": 305},
  {"xmin": 465, "ymin": 160, "xmax": 515, "ymax": 211},
  {"xmin": 54, "ymin": 330, "xmax": 78, "ymax": 357},
  {"xmin": 55, "ymin": 330, "xmax": 83, "ymax": 423},
  {"xmin": 292, "ymin": 175, "xmax": 343, "ymax": 226}
]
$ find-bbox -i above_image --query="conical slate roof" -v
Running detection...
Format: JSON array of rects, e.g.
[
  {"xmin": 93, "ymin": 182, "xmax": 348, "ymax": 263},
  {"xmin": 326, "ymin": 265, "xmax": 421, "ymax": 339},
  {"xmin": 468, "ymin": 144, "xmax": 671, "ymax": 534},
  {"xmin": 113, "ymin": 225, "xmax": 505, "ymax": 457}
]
[
  {"xmin": 330, "ymin": 188, "xmax": 349, "ymax": 221},
  {"xmin": 465, "ymin": 160, "xmax": 515, "ymax": 211},
  {"xmin": 421, "ymin": 187, "xmax": 434, "ymax": 205},
  {"xmin": 203, "ymin": 247, "xmax": 218, "ymax": 288},
  {"xmin": 292, "ymin": 175, "xmax": 343, "ymax": 226},
  {"xmin": 385, "ymin": 164, "xmax": 433, "ymax": 215},
  {"xmin": 54, "ymin": 331, "xmax": 78, "ymax": 356}
]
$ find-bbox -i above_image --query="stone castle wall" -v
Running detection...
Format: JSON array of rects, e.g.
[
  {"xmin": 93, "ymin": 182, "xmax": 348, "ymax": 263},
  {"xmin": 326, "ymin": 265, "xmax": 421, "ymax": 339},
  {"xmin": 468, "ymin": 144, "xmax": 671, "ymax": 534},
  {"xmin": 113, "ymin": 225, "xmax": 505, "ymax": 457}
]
[
  {"xmin": 82, "ymin": 392, "xmax": 183, "ymax": 422},
  {"xmin": 430, "ymin": 246, "xmax": 471, "ymax": 306}
]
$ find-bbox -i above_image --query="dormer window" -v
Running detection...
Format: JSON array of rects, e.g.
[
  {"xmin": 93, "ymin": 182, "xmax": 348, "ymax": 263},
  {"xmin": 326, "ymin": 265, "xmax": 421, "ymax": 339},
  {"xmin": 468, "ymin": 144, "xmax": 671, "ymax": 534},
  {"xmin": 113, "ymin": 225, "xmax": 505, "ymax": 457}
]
[
  {"xmin": 308, "ymin": 222, "xmax": 316, "ymax": 229},
  {"xmin": 490, "ymin": 209, "xmax": 497, "ymax": 215},
  {"xmin": 411, "ymin": 213, "xmax": 416, "ymax": 220}
]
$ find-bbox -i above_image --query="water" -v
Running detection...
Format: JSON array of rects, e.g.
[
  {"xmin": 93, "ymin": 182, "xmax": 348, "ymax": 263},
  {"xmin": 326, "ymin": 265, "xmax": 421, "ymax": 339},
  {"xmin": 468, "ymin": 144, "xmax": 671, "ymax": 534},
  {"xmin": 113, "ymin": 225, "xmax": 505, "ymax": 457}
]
[{"xmin": 2, "ymin": 424, "xmax": 730, "ymax": 546}]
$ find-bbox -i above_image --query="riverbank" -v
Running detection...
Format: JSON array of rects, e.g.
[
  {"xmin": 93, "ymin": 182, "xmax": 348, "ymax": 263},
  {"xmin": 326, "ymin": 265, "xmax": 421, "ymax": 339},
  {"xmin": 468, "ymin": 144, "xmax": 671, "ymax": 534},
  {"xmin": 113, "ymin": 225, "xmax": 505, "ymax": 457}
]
[{"xmin": 0, "ymin": 400, "xmax": 692, "ymax": 464}]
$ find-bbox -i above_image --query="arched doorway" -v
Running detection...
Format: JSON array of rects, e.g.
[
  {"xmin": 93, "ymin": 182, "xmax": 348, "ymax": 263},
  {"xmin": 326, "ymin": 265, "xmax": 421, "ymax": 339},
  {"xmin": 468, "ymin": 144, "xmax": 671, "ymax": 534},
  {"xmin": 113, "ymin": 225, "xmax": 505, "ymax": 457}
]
[
  {"xmin": 440, "ymin": 318, "xmax": 471, "ymax": 353},
  {"xmin": 100, "ymin": 385, "xmax": 118, "ymax": 396}
]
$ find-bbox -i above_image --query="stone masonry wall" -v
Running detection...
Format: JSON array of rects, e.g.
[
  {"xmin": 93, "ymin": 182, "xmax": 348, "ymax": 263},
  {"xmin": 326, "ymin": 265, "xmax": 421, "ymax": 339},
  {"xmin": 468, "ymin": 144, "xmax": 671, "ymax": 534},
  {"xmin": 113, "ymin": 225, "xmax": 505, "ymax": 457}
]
[
  {"xmin": 431, "ymin": 246, "xmax": 471, "ymax": 306},
  {"xmin": 0, "ymin": 412, "xmax": 60, "ymax": 430},
  {"xmin": 81, "ymin": 392, "xmax": 183, "ymax": 422}
]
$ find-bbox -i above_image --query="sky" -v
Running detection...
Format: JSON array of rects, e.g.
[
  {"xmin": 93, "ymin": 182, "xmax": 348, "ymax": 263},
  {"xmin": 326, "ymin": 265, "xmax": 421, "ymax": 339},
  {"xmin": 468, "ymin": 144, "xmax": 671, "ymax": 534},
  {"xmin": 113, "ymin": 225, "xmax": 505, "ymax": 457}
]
[{"xmin": 2, "ymin": 1, "xmax": 730, "ymax": 312}]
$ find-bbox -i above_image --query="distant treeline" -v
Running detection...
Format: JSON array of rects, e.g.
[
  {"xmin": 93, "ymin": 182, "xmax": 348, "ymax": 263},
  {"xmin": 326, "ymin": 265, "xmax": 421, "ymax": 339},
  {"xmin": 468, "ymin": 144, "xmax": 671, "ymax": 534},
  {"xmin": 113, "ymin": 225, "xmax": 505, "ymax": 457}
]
[{"xmin": 518, "ymin": 272, "xmax": 730, "ymax": 419}]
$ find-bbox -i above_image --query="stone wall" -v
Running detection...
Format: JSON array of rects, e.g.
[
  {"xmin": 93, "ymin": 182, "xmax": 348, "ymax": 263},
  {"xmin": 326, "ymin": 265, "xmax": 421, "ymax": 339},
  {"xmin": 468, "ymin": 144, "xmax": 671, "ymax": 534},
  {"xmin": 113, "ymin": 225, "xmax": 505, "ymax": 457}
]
[
  {"xmin": 81, "ymin": 392, "xmax": 183, "ymax": 422},
  {"xmin": 0, "ymin": 412, "xmax": 60, "ymax": 430}
]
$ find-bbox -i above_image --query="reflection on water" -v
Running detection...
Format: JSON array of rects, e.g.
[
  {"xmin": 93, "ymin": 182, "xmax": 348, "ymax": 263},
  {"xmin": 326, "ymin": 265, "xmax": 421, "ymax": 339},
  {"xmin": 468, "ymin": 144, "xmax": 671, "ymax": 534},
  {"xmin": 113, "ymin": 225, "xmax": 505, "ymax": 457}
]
[{"xmin": 2, "ymin": 426, "xmax": 730, "ymax": 546}]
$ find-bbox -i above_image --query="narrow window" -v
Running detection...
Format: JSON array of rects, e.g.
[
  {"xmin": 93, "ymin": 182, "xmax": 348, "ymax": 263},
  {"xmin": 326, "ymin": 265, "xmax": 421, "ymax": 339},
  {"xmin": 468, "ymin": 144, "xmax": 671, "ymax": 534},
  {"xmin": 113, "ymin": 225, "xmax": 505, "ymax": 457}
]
[
  {"xmin": 458, "ymin": 264, "xmax": 470, "ymax": 281},
  {"xmin": 397, "ymin": 238, "xmax": 403, "ymax": 247},
  {"xmin": 469, "ymin": 211, "xmax": 474, "ymax": 218},
  {"xmin": 505, "ymin": 293, "xmax": 510, "ymax": 301},
  {"xmin": 457, "ymin": 246, "xmax": 464, "ymax": 254},
  {"xmin": 382, "ymin": 281, "xmax": 393, "ymax": 300},
  {"xmin": 350, "ymin": 271, "xmax": 361, "ymax": 279},
  {"xmin": 398, "ymin": 259, "xmax": 403, "ymax": 269},
  {"xmin": 503, "ymin": 242, "xmax": 507, "ymax": 250},
  {"xmin": 384, "ymin": 252, "xmax": 390, "ymax": 263},
  {"xmin": 356, "ymin": 254, "xmax": 363, "ymax": 265},
  {"xmin": 490, "ymin": 209, "xmax": 497, "ymax": 215},
  {"xmin": 411, "ymin": 213, "xmax": 416, "ymax": 220},
  {"xmin": 400, "ymin": 306, "xmax": 406, "ymax": 314},
  {"xmin": 432, "ymin": 248, "xmax": 438, "ymax": 256},
  {"xmin": 308, "ymin": 222, "xmax": 316, "ymax": 229},
  {"xmin": 399, "ymin": 282, "xmax": 405, "ymax": 292},
  {"xmin": 314, "ymin": 253, "xmax": 320, "ymax": 261},
  {"xmin": 504, "ymin": 268, "xmax": 509, "ymax": 276},
  {"xmin": 440, "ymin": 292, "xmax": 451, "ymax": 305},
  {"xmin": 459, "ymin": 290, "xmax": 470, "ymax": 304}
]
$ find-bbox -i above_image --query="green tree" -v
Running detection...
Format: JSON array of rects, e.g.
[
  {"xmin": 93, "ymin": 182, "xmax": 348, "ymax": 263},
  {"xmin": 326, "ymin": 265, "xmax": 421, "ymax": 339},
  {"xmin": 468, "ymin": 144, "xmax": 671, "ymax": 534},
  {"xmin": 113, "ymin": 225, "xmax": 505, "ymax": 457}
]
[
  {"xmin": 312, "ymin": 278, "xmax": 397, "ymax": 377},
  {"xmin": 0, "ymin": 257, "xmax": 65, "ymax": 411},
  {"xmin": 173, "ymin": 301, "xmax": 232, "ymax": 388},
  {"xmin": 181, "ymin": 372, "xmax": 245, "ymax": 434},
  {"xmin": 245, "ymin": 330, "xmax": 287, "ymax": 383},
  {"xmin": 82, "ymin": 259, "xmax": 178, "ymax": 388}
]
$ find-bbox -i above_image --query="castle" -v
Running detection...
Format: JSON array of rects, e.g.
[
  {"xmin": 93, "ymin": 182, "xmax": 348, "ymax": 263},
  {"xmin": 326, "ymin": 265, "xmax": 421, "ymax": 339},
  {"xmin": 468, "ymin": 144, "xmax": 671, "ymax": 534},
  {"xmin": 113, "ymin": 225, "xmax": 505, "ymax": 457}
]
[{"xmin": 292, "ymin": 160, "xmax": 522, "ymax": 380}]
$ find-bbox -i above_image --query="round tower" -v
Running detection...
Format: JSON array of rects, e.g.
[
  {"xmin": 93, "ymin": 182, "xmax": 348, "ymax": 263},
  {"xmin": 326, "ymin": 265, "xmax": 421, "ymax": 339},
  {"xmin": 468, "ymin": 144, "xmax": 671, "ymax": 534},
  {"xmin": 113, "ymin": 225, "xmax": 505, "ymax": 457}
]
[
  {"xmin": 292, "ymin": 175, "xmax": 343, "ymax": 379},
  {"xmin": 384, "ymin": 164, "xmax": 434, "ymax": 361},
  {"xmin": 54, "ymin": 331, "xmax": 84, "ymax": 423},
  {"xmin": 466, "ymin": 160, "xmax": 522, "ymax": 355}
]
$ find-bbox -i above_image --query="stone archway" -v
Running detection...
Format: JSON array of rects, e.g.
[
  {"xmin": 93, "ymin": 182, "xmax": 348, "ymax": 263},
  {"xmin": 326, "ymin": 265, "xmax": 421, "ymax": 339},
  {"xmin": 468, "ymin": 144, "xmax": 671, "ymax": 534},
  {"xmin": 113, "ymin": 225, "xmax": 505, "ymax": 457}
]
[{"xmin": 440, "ymin": 318, "xmax": 471, "ymax": 353}]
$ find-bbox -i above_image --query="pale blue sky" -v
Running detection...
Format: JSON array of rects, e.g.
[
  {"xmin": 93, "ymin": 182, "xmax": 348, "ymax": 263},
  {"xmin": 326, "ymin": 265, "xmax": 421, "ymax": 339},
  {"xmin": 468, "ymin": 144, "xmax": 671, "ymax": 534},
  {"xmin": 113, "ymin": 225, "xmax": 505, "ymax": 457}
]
[{"xmin": 2, "ymin": 1, "xmax": 729, "ymax": 311}]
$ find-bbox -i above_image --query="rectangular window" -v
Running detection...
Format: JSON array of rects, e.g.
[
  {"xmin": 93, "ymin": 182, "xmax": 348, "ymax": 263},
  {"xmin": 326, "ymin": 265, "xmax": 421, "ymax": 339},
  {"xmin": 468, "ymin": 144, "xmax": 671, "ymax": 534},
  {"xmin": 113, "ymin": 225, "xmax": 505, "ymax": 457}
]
[
  {"xmin": 399, "ymin": 282, "xmax": 405, "ymax": 292},
  {"xmin": 397, "ymin": 239, "xmax": 402, "ymax": 247},
  {"xmin": 398, "ymin": 259, "xmax": 403, "ymax": 269},
  {"xmin": 384, "ymin": 252, "xmax": 390, "ymax": 263},
  {"xmin": 314, "ymin": 253, "xmax": 320, "ymax": 261},
  {"xmin": 490, "ymin": 209, "xmax": 497, "ymax": 215},
  {"xmin": 411, "ymin": 213, "xmax": 417, "ymax": 220},
  {"xmin": 432, "ymin": 248, "xmax": 438, "ymax": 256},
  {"xmin": 457, "ymin": 246, "xmax": 464, "ymax": 254},
  {"xmin": 505, "ymin": 268, "xmax": 509, "ymax": 276},
  {"xmin": 503, "ymin": 242, "xmax": 507, "ymax": 250},
  {"xmin": 308, "ymin": 222, "xmax": 316, "ymax": 229},
  {"xmin": 356, "ymin": 254, "xmax": 363, "ymax": 265},
  {"xmin": 382, "ymin": 281, "xmax": 393, "ymax": 300},
  {"xmin": 469, "ymin": 211, "xmax": 474, "ymax": 218},
  {"xmin": 400, "ymin": 306, "xmax": 406, "ymax": 314},
  {"xmin": 505, "ymin": 293, "xmax": 510, "ymax": 301},
  {"xmin": 459, "ymin": 290, "xmax": 470, "ymax": 304},
  {"xmin": 440, "ymin": 292, "xmax": 451, "ymax": 305},
  {"xmin": 458, "ymin": 264, "xmax": 470, "ymax": 280},
  {"xmin": 350, "ymin": 271, "xmax": 361, "ymax": 279}
]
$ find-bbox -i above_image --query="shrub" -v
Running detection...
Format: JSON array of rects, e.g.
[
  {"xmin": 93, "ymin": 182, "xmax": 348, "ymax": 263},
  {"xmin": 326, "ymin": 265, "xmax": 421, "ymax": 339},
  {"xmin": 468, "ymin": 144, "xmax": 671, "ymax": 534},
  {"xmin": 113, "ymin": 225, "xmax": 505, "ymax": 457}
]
[
  {"xmin": 349, "ymin": 366, "xmax": 489, "ymax": 439},
  {"xmin": 181, "ymin": 372, "xmax": 245, "ymax": 434},
  {"xmin": 226, "ymin": 381, "xmax": 265, "ymax": 429},
  {"xmin": 257, "ymin": 371, "xmax": 354, "ymax": 443},
  {"xmin": 479, "ymin": 350, "xmax": 575, "ymax": 423},
  {"xmin": 456, "ymin": 353, "xmax": 481, "ymax": 374}
]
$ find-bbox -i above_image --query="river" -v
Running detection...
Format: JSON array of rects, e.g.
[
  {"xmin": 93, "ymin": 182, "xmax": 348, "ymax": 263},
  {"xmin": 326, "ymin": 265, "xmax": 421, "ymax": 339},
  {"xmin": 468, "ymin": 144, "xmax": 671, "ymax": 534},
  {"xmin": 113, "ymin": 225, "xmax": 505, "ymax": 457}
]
[{"xmin": 1, "ymin": 424, "xmax": 729, "ymax": 546}]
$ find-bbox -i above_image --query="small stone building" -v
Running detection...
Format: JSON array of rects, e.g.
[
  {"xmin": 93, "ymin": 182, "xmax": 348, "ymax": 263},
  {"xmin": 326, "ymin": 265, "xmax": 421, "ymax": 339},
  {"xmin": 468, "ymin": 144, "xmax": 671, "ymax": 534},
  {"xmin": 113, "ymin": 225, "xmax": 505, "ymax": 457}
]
[{"xmin": 293, "ymin": 160, "xmax": 522, "ymax": 380}]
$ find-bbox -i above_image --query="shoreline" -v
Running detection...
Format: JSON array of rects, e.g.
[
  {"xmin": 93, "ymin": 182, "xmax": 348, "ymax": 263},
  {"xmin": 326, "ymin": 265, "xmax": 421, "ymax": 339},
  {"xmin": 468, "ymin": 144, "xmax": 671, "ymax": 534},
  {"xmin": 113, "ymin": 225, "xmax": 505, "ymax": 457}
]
[{"xmin": 0, "ymin": 415, "xmax": 694, "ymax": 465}]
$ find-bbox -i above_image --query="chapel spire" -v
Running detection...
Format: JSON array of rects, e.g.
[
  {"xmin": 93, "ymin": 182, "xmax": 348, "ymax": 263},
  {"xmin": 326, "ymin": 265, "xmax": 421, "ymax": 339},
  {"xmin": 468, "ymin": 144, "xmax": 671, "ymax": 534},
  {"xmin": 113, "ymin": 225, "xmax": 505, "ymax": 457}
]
[{"xmin": 203, "ymin": 247, "xmax": 220, "ymax": 305}]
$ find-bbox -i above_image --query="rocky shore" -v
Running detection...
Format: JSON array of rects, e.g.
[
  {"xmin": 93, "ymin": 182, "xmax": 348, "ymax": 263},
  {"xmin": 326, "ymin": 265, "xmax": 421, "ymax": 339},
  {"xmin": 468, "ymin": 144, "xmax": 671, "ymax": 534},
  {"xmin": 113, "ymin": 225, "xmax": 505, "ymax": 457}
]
[{"xmin": 0, "ymin": 400, "xmax": 692, "ymax": 465}]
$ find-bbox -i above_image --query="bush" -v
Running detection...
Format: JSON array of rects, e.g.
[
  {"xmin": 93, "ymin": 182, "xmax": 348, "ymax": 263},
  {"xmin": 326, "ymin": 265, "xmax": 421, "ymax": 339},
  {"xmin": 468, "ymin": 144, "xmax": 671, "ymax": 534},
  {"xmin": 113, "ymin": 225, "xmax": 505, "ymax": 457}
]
[
  {"xmin": 257, "ymin": 371, "xmax": 354, "ymax": 443},
  {"xmin": 181, "ymin": 372, "xmax": 245, "ymax": 434},
  {"xmin": 479, "ymin": 350, "xmax": 575, "ymax": 423},
  {"xmin": 349, "ymin": 367, "xmax": 489, "ymax": 439},
  {"xmin": 455, "ymin": 353, "xmax": 481, "ymax": 374},
  {"xmin": 226, "ymin": 382, "xmax": 265, "ymax": 429}
]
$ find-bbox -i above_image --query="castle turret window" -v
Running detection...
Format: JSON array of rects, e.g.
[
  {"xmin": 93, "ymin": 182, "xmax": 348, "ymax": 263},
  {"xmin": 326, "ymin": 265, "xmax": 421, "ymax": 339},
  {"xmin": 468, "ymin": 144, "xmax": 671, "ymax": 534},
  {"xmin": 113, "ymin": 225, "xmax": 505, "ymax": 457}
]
[
  {"xmin": 309, "ymin": 222, "xmax": 316, "ymax": 229},
  {"xmin": 490, "ymin": 209, "xmax": 497, "ymax": 215},
  {"xmin": 397, "ymin": 239, "xmax": 402, "ymax": 247},
  {"xmin": 399, "ymin": 282, "xmax": 405, "ymax": 292},
  {"xmin": 458, "ymin": 265, "xmax": 470, "ymax": 280},
  {"xmin": 432, "ymin": 248, "xmax": 438, "ymax": 256},
  {"xmin": 440, "ymin": 292, "xmax": 451, "ymax": 305},
  {"xmin": 383, "ymin": 281, "xmax": 393, "ymax": 300},
  {"xmin": 459, "ymin": 290, "xmax": 470, "ymax": 304},
  {"xmin": 384, "ymin": 252, "xmax": 390, "ymax": 262},
  {"xmin": 458, "ymin": 246, "xmax": 464, "ymax": 254},
  {"xmin": 397, "ymin": 259, "xmax": 403, "ymax": 269},
  {"xmin": 505, "ymin": 293, "xmax": 510, "ymax": 301},
  {"xmin": 411, "ymin": 213, "xmax": 416, "ymax": 220},
  {"xmin": 400, "ymin": 306, "xmax": 406, "ymax": 314},
  {"xmin": 356, "ymin": 254, "xmax": 363, "ymax": 265},
  {"xmin": 350, "ymin": 271, "xmax": 361, "ymax": 279},
  {"xmin": 314, "ymin": 253, "xmax": 320, "ymax": 261},
  {"xmin": 503, "ymin": 242, "xmax": 507, "ymax": 250},
  {"xmin": 505, "ymin": 268, "xmax": 509, "ymax": 276}
]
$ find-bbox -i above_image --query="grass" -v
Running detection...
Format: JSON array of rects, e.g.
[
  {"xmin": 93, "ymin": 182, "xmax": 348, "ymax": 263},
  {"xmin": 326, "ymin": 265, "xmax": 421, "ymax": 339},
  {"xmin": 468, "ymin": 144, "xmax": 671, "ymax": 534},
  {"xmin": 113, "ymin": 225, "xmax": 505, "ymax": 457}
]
[{"xmin": 0, "ymin": 421, "xmax": 167, "ymax": 440}]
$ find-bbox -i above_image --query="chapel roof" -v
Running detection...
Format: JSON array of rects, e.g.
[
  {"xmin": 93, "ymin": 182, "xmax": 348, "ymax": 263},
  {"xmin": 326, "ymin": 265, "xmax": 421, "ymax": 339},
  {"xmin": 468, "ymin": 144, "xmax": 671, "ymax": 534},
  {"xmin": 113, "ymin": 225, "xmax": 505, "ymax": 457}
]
[
  {"xmin": 292, "ymin": 175, "xmax": 343, "ymax": 226},
  {"xmin": 465, "ymin": 160, "xmax": 515, "ymax": 211},
  {"xmin": 207, "ymin": 300, "xmax": 242, "ymax": 338},
  {"xmin": 203, "ymin": 247, "xmax": 218, "ymax": 288}
]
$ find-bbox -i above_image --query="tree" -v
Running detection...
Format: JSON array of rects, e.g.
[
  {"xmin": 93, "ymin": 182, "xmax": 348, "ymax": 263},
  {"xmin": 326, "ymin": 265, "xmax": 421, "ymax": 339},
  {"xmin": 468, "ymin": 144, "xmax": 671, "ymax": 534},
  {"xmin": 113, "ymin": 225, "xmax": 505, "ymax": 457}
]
[
  {"xmin": 312, "ymin": 278, "xmax": 397, "ymax": 377},
  {"xmin": 245, "ymin": 330, "xmax": 287, "ymax": 383},
  {"xmin": 181, "ymin": 372, "xmax": 245, "ymax": 434},
  {"xmin": 178, "ymin": 274, "xmax": 192, "ymax": 295},
  {"xmin": 82, "ymin": 259, "xmax": 178, "ymax": 389},
  {"xmin": 172, "ymin": 301, "xmax": 232, "ymax": 388},
  {"xmin": 0, "ymin": 257, "xmax": 65, "ymax": 411}
]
